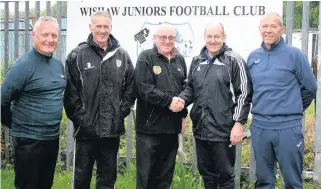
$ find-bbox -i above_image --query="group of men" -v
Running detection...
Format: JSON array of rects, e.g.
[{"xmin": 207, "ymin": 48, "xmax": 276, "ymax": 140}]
[{"xmin": 1, "ymin": 10, "xmax": 318, "ymax": 189}]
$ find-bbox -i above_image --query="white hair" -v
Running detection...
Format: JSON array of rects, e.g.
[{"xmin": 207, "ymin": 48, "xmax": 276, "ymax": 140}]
[
  {"xmin": 90, "ymin": 11, "xmax": 112, "ymax": 24},
  {"xmin": 204, "ymin": 21, "xmax": 225, "ymax": 35},
  {"xmin": 154, "ymin": 23, "xmax": 176, "ymax": 36},
  {"xmin": 33, "ymin": 16, "xmax": 59, "ymax": 32}
]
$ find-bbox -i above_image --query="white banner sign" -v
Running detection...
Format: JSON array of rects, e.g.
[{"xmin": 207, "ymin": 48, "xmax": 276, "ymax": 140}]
[{"xmin": 67, "ymin": 0, "xmax": 283, "ymax": 67}]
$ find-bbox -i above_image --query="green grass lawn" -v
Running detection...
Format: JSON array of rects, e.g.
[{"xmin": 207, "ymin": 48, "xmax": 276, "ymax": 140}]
[
  {"xmin": 1, "ymin": 163, "xmax": 317, "ymax": 189},
  {"xmin": 1, "ymin": 104, "xmax": 318, "ymax": 188}
]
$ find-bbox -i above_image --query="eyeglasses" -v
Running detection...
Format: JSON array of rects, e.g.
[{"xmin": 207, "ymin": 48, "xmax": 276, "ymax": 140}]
[{"xmin": 156, "ymin": 35, "xmax": 176, "ymax": 42}]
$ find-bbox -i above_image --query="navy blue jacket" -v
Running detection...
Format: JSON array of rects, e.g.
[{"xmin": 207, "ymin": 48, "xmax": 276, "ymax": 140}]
[
  {"xmin": 247, "ymin": 37, "xmax": 317, "ymax": 129},
  {"xmin": 1, "ymin": 48, "xmax": 66, "ymax": 140}
]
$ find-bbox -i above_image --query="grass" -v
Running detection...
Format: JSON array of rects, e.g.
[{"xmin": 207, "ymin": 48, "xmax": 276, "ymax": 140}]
[
  {"xmin": 1, "ymin": 164, "xmax": 318, "ymax": 189},
  {"xmin": 1, "ymin": 169, "xmax": 95, "ymax": 189},
  {"xmin": 2, "ymin": 102, "xmax": 318, "ymax": 189}
]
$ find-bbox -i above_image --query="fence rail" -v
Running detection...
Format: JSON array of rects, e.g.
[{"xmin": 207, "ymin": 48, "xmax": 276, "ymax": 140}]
[{"xmin": 1, "ymin": 1, "xmax": 321, "ymax": 188}]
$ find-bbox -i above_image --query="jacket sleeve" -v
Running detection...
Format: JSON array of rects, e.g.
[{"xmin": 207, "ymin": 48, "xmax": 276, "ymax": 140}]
[
  {"xmin": 179, "ymin": 55, "xmax": 188, "ymax": 118},
  {"xmin": 294, "ymin": 51, "xmax": 318, "ymax": 111},
  {"xmin": 134, "ymin": 52, "xmax": 172, "ymax": 108},
  {"xmin": 179, "ymin": 57, "xmax": 197, "ymax": 107},
  {"xmin": 63, "ymin": 51, "xmax": 86, "ymax": 127},
  {"xmin": 1, "ymin": 65, "xmax": 26, "ymax": 128},
  {"xmin": 231, "ymin": 54, "xmax": 253, "ymax": 125},
  {"xmin": 120, "ymin": 53, "xmax": 136, "ymax": 119}
]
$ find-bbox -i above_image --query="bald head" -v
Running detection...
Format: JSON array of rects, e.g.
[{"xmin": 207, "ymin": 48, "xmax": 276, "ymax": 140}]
[
  {"xmin": 204, "ymin": 22, "xmax": 225, "ymax": 35},
  {"xmin": 204, "ymin": 22, "xmax": 226, "ymax": 56},
  {"xmin": 260, "ymin": 12, "xmax": 283, "ymax": 27},
  {"xmin": 259, "ymin": 12, "xmax": 285, "ymax": 49}
]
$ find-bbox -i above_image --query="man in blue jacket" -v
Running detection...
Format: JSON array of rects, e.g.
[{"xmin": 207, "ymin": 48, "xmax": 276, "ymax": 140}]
[
  {"xmin": 1, "ymin": 16, "xmax": 65, "ymax": 189},
  {"xmin": 247, "ymin": 12, "xmax": 317, "ymax": 189}
]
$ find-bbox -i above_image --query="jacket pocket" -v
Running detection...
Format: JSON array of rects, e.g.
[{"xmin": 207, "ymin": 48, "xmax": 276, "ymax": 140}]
[
  {"xmin": 190, "ymin": 105, "xmax": 206, "ymax": 133},
  {"xmin": 73, "ymin": 108, "xmax": 87, "ymax": 137},
  {"xmin": 145, "ymin": 108, "xmax": 155, "ymax": 126},
  {"xmin": 207, "ymin": 107, "xmax": 234, "ymax": 129}
]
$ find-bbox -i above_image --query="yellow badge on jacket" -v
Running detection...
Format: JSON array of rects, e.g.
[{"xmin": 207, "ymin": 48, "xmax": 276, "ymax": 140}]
[{"xmin": 153, "ymin": 66, "xmax": 162, "ymax": 75}]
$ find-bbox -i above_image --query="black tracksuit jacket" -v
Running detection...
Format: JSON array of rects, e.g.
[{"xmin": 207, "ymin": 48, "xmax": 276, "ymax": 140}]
[
  {"xmin": 179, "ymin": 44, "xmax": 252, "ymax": 141},
  {"xmin": 64, "ymin": 34, "xmax": 136, "ymax": 138},
  {"xmin": 135, "ymin": 45, "xmax": 188, "ymax": 134}
]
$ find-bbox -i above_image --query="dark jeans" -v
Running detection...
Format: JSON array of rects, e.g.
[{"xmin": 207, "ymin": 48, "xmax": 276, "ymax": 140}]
[
  {"xmin": 251, "ymin": 125, "xmax": 304, "ymax": 189},
  {"xmin": 136, "ymin": 133, "xmax": 179, "ymax": 189},
  {"xmin": 195, "ymin": 138, "xmax": 236, "ymax": 189},
  {"xmin": 13, "ymin": 137, "xmax": 59, "ymax": 189},
  {"xmin": 72, "ymin": 137, "xmax": 120, "ymax": 189}
]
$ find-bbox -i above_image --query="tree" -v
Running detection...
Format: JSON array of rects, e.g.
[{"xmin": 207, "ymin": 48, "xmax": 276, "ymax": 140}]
[{"xmin": 283, "ymin": 1, "xmax": 320, "ymax": 29}]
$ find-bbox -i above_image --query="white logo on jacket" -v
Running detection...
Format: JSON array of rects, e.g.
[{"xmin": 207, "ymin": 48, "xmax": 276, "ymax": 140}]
[
  {"xmin": 85, "ymin": 62, "xmax": 95, "ymax": 70},
  {"xmin": 116, "ymin": 59, "xmax": 122, "ymax": 68}
]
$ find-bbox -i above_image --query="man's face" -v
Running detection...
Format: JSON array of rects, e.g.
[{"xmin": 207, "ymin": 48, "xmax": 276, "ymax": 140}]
[
  {"xmin": 154, "ymin": 28, "xmax": 176, "ymax": 55},
  {"xmin": 32, "ymin": 22, "xmax": 59, "ymax": 55},
  {"xmin": 259, "ymin": 15, "xmax": 285, "ymax": 46},
  {"xmin": 89, "ymin": 16, "xmax": 112, "ymax": 45},
  {"xmin": 204, "ymin": 25, "xmax": 226, "ymax": 54}
]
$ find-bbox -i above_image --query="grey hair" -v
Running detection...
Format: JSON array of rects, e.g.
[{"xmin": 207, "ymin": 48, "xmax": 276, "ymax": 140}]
[
  {"xmin": 91, "ymin": 11, "xmax": 112, "ymax": 23},
  {"xmin": 33, "ymin": 16, "xmax": 59, "ymax": 32},
  {"xmin": 204, "ymin": 22, "xmax": 225, "ymax": 35}
]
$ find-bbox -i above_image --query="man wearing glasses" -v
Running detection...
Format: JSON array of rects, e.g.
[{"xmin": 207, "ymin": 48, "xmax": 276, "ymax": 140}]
[{"xmin": 134, "ymin": 23, "xmax": 188, "ymax": 189}]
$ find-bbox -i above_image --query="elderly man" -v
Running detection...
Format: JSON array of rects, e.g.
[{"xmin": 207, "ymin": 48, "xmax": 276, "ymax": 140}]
[
  {"xmin": 1, "ymin": 16, "xmax": 65, "ymax": 189},
  {"xmin": 64, "ymin": 11, "xmax": 135, "ymax": 189},
  {"xmin": 134, "ymin": 23, "xmax": 188, "ymax": 189},
  {"xmin": 247, "ymin": 12, "xmax": 317, "ymax": 189},
  {"xmin": 178, "ymin": 22, "xmax": 252, "ymax": 188}
]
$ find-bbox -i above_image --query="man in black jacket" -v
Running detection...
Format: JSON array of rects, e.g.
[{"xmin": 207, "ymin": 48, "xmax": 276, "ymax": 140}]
[
  {"xmin": 178, "ymin": 22, "xmax": 252, "ymax": 188},
  {"xmin": 134, "ymin": 23, "xmax": 188, "ymax": 189},
  {"xmin": 64, "ymin": 11, "xmax": 135, "ymax": 189}
]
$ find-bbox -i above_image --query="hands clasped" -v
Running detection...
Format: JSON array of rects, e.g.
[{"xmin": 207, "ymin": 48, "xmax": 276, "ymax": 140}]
[{"xmin": 169, "ymin": 97, "xmax": 185, "ymax": 112}]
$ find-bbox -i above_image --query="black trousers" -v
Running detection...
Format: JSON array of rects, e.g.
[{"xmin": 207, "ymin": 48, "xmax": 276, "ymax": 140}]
[
  {"xmin": 13, "ymin": 137, "xmax": 59, "ymax": 189},
  {"xmin": 195, "ymin": 138, "xmax": 236, "ymax": 189},
  {"xmin": 136, "ymin": 133, "xmax": 179, "ymax": 189},
  {"xmin": 73, "ymin": 137, "xmax": 120, "ymax": 189}
]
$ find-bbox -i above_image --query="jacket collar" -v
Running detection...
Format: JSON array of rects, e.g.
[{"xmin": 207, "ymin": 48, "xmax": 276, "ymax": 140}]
[
  {"xmin": 260, "ymin": 36, "xmax": 284, "ymax": 51},
  {"xmin": 153, "ymin": 44, "xmax": 179, "ymax": 59},
  {"xmin": 87, "ymin": 33, "xmax": 120, "ymax": 53},
  {"xmin": 200, "ymin": 43, "xmax": 230, "ymax": 63},
  {"xmin": 32, "ymin": 47, "xmax": 53, "ymax": 60}
]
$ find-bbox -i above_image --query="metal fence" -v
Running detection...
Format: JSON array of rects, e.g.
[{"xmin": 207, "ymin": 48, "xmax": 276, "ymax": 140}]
[{"xmin": 1, "ymin": 1, "xmax": 321, "ymax": 188}]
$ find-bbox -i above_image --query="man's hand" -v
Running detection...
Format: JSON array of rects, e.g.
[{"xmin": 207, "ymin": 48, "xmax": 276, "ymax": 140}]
[
  {"xmin": 230, "ymin": 122, "xmax": 243, "ymax": 145},
  {"xmin": 169, "ymin": 97, "xmax": 185, "ymax": 112},
  {"xmin": 181, "ymin": 118, "xmax": 186, "ymax": 133}
]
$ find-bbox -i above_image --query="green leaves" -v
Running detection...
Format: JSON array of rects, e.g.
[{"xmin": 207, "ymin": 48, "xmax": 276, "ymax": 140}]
[{"xmin": 283, "ymin": 1, "xmax": 320, "ymax": 29}]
